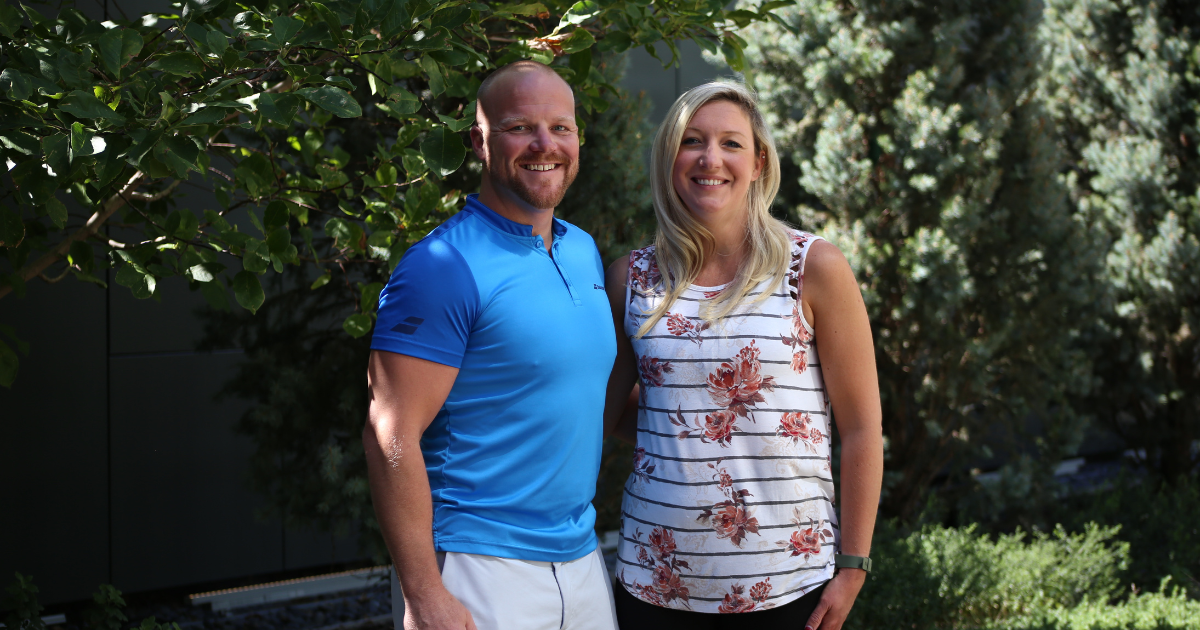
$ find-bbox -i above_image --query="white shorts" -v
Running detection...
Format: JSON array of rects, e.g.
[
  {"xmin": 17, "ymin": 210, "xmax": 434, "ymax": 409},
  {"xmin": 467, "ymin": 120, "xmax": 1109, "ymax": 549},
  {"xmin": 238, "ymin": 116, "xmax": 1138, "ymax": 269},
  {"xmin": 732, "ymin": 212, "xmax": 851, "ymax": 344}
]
[{"xmin": 391, "ymin": 544, "xmax": 618, "ymax": 630}]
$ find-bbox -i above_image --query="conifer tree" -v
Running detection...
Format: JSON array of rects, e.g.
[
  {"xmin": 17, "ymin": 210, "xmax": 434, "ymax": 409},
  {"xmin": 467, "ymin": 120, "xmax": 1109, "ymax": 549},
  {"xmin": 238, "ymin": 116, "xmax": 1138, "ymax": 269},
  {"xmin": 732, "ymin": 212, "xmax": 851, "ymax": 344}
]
[
  {"xmin": 741, "ymin": 0, "xmax": 1100, "ymax": 519},
  {"xmin": 1039, "ymin": 0, "xmax": 1200, "ymax": 481}
]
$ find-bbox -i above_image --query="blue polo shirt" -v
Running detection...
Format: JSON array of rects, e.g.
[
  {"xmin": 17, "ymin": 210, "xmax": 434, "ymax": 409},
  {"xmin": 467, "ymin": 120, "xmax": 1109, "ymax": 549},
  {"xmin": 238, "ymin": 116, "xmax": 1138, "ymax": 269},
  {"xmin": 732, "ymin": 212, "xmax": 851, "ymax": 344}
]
[{"xmin": 371, "ymin": 194, "xmax": 616, "ymax": 562}]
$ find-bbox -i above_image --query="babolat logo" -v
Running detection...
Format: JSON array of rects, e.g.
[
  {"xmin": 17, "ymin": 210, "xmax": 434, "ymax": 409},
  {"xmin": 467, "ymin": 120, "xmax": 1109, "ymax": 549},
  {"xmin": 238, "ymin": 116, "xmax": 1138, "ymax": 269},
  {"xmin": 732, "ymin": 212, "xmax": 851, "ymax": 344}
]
[
  {"xmin": 594, "ymin": 284, "xmax": 605, "ymax": 290},
  {"xmin": 392, "ymin": 316, "xmax": 424, "ymax": 335}
]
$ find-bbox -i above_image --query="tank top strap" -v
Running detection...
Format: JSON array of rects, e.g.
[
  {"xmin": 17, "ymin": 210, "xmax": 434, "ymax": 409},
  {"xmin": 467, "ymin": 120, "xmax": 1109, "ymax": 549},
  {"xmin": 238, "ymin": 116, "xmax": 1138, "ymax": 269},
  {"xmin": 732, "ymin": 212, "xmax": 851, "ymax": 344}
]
[{"xmin": 787, "ymin": 230, "xmax": 823, "ymax": 328}]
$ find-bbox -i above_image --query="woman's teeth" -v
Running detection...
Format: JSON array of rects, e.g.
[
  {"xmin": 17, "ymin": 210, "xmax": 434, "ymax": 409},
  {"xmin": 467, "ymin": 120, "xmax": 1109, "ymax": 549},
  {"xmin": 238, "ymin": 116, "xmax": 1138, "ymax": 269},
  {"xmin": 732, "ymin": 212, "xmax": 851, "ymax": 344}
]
[{"xmin": 696, "ymin": 178, "xmax": 723, "ymax": 185}]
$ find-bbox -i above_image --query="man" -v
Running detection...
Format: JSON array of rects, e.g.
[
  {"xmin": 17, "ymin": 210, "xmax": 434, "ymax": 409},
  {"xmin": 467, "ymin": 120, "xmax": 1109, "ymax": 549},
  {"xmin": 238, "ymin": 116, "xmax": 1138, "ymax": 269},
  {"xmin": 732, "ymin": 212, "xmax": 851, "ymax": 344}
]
[{"xmin": 364, "ymin": 61, "xmax": 619, "ymax": 630}]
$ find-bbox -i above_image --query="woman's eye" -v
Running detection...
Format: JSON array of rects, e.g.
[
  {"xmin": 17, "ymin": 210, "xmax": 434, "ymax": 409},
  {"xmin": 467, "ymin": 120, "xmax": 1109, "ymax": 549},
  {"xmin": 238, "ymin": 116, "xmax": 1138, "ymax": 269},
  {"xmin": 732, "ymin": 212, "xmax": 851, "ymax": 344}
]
[
  {"xmin": 682, "ymin": 137, "xmax": 701, "ymax": 145},
  {"xmin": 725, "ymin": 140, "xmax": 743, "ymax": 149}
]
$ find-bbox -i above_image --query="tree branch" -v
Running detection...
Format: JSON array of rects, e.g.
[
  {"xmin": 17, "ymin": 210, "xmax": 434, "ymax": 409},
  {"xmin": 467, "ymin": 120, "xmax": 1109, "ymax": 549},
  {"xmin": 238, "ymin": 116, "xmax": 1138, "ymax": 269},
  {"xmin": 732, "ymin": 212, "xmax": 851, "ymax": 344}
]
[{"xmin": 0, "ymin": 173, "xmax": 182, "ymax": 300}]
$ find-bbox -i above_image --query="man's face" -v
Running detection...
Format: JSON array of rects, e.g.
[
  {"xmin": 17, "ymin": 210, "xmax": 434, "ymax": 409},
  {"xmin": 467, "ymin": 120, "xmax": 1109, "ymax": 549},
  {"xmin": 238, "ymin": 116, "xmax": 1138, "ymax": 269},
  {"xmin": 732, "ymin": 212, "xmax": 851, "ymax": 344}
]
[{"xmin": 472, "ymin": 70, "xmax": 579, "ymax": 210}]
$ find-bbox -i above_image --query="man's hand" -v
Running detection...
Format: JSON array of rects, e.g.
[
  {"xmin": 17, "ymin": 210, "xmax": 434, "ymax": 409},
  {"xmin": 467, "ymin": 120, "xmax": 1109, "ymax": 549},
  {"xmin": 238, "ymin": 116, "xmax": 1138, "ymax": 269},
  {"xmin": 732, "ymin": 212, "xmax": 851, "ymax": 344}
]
[
  {"xmin": 804, "ymin": 569, "xmax": 866, "ymax": 630},
  {"xmin": 404, "ymin": 587, "xmax": 477, "ymax": 630}
]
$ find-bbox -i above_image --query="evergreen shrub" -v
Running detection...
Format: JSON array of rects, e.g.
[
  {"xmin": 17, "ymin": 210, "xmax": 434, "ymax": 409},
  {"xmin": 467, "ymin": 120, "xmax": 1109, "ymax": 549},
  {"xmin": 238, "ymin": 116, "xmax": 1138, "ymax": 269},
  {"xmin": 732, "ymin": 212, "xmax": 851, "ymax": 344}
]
[{"xmin": 852, "ymin": 522, "xmax": 1130, "ymax": 628}]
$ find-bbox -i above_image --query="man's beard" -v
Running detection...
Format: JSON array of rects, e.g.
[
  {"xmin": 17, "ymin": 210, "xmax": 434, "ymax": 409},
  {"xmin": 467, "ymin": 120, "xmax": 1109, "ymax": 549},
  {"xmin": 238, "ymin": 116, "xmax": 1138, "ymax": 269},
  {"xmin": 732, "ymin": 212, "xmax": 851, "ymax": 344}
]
[{"xmin": 489, "ymin": 154, "xmax": 579, "ymax": 210}]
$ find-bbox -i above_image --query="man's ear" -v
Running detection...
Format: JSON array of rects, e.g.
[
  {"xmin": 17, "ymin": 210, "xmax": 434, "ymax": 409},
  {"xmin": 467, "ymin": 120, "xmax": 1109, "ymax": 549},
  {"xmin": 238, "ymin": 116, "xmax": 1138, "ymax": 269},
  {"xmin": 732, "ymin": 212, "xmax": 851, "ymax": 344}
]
[{"xmin": 470, "ymin": 124, "xmax": 487, "ymax": 162}]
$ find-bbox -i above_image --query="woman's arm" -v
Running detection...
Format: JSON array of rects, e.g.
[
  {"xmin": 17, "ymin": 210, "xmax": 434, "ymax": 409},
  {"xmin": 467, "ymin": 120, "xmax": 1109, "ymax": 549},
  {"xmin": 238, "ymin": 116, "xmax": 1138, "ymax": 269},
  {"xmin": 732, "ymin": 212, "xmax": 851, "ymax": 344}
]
[
  {"xmin": 800, "ymin": 240, "xmax": 884, "ymax": 630},
  {"xmin": 603, "ymin": 255, "xmax": 640, "ymax": 443}
]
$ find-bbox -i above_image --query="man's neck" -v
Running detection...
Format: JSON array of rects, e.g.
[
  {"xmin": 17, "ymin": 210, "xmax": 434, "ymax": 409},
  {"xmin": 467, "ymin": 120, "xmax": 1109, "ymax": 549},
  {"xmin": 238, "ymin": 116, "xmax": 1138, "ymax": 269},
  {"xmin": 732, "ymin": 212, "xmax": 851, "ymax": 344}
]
[{"xmin": 477, "ymin": 181, "xmax": 556, "ymax": 254}]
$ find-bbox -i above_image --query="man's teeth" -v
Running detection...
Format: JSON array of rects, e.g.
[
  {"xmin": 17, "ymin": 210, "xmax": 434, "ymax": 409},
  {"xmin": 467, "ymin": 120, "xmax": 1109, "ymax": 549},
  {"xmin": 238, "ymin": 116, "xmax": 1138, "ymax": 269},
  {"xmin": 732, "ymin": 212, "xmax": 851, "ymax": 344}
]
[
  {"xmin": 523, "ymin": 164, "xmax": 557, "ymax": 171},
  {"xmin": 697, "ymin": 178, "xmax": 724, "ymax": 185}
]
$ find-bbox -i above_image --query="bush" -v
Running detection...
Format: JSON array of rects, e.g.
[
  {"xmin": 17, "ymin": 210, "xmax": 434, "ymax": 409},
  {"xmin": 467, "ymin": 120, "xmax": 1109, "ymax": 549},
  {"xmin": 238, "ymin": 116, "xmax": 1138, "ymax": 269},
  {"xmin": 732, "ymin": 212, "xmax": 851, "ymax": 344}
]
[
  {"xmin": 851, "ymin": 522, "xmax": 1129, "ymax": 629},
  {"xmin": 978, "ymin": 579, "xmax": 1200, "ymax": 630},
  {"xmin": 1052, "ymin": 474, "xmax": 1200, "ymax": 600}
]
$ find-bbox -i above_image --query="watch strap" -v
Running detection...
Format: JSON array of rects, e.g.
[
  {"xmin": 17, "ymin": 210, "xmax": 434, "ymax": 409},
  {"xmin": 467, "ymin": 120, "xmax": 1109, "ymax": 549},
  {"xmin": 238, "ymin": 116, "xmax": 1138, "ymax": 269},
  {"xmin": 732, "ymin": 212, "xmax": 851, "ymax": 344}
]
[{"xmin": 834, "ymin": 554, "xmax": 873, "ymax": 573}]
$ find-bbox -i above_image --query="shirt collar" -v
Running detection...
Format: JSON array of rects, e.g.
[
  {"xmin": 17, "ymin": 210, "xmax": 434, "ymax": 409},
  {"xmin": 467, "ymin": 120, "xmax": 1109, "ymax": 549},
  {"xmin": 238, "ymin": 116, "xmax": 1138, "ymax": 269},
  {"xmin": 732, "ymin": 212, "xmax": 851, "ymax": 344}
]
[{"xmin": 465, "ymin": 193, "xmax": 568, "ymax": 240}]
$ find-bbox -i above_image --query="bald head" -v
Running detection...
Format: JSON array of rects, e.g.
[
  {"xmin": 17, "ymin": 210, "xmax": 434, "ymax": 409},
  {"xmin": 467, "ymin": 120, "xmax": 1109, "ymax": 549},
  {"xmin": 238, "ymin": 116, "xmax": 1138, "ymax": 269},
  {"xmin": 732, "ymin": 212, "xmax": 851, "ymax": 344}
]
[
  {"xmin": 469, "ymin": 60, "xmax": 580, "ymax": 213},
  {"xmin": 476, "ymin": 60, "xmax": 572, "ymax": 125}
]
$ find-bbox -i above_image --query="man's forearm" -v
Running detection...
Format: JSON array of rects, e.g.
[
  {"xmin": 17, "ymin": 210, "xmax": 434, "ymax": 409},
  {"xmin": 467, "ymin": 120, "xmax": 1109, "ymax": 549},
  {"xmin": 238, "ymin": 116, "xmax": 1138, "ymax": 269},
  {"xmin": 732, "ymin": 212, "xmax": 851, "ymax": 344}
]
[
  {"xmin": 364, "ymin": 423, "xmax": 446, "ymax": 603},
  {"xmin": 836, "ymin": 427, "xmax": 883, "ymax": 557}
]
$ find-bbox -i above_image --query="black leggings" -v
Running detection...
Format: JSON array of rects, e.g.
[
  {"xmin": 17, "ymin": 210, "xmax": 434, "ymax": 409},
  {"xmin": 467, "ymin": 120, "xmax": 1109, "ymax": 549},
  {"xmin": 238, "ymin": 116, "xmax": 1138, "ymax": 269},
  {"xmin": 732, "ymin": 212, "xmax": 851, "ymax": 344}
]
[{"xmin": 614, "ymin": 581, "xmax": 827, "ymax": 630}]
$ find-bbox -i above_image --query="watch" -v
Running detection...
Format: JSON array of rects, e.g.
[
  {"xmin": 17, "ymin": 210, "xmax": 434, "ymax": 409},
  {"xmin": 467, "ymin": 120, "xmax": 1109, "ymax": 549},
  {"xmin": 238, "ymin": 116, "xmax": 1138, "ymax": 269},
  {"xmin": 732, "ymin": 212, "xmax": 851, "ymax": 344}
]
[{"xmin": 834, "ymin": 554, "xmax": 873, "ymax": 573}]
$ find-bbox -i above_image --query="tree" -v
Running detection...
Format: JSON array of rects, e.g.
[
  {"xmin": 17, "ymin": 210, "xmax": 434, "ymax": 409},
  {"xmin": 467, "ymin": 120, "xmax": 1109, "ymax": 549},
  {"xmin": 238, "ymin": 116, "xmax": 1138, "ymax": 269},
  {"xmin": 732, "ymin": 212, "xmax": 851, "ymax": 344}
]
[
  {"xmin": 739, "ymin": 0, "xmax": 1100, "ymax": 520},
  {"xmin": 1038, "ymin": 0, "xmax": 1200, "ymax": 482},
  {"xmin": 0, "ymin": 0, "xmax": 779, "ymax": 387}
]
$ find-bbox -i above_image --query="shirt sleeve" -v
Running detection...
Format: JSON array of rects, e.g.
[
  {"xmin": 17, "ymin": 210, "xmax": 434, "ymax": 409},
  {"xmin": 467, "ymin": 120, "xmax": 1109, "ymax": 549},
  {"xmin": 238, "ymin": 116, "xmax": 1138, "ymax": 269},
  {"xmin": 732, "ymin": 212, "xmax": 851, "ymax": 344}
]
[{"xmin": 371, "ymin": 237, "xmax": 481, "ymax": 368}]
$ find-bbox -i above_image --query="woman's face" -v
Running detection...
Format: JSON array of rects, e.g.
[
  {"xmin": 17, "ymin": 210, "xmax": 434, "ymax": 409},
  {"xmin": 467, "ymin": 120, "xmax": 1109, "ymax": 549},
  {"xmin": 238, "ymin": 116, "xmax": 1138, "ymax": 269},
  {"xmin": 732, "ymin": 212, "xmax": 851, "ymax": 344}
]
[{"xmin": 671, "ymin": 100, "xmax": 764, "ymax": 226}]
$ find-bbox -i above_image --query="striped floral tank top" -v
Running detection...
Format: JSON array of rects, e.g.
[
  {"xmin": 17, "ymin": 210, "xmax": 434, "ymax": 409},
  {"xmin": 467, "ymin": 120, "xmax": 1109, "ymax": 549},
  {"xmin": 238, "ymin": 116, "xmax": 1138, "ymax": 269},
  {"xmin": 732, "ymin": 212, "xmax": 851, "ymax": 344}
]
[{"xmin": 616, "ymin": 230, "xmax": 837, "ymax": 614}]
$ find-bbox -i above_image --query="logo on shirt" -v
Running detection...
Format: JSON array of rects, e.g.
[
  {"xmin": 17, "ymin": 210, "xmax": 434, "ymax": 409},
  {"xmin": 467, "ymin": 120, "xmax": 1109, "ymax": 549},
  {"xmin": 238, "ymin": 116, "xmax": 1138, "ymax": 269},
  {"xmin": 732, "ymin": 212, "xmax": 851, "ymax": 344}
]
[
  {"xmin": 594, "ymin": 284, "xmax": 605, "ymax": 290},
  {"xmin": 392, "ymin": 316, "xmax": 424, "ymax": 335}
]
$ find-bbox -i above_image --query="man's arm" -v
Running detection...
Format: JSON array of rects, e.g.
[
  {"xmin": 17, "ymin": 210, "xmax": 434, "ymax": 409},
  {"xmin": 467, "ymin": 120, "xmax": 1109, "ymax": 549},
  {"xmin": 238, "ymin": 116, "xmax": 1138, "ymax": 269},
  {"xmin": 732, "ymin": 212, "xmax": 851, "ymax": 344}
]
[
  {"xmin": 364, "ymin": 350, "xmax": 475, "ymax": 630},
  {"xmin": 800, "ymin": 240, "xmax": 884, "ymax": 630},
  {"xmin": 602, "ymin": 255, "xmax": 639, "ymax": 443}
]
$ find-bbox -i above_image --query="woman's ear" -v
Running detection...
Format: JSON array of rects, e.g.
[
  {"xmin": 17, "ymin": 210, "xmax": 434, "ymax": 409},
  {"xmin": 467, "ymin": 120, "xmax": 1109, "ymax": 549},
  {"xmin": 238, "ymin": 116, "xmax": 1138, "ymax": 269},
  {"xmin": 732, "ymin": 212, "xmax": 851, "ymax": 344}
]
[{"xmin": 752, "ymin": 150, "xmax": 766, "ymax": 181}]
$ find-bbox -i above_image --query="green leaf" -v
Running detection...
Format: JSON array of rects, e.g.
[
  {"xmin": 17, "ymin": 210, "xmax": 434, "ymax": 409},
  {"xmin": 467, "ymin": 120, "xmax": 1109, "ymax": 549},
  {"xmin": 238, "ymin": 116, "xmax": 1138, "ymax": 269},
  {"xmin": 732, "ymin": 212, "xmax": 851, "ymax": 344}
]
[
  {"xmin": 233, "ymin": 152, "xmax": 275, "ymax": 198},
  {"xmin": 0, "ymin": 206, "xmax": 24, "ymax": 248},
  {"xmin": 560, "ymin": 28, "xmax": 596, "ymax": 55},
  {"xmin": 180, "ymin": 106, "xmax": 227, "ymax": 125},
  {"xmin": 595, "ymin": 31, "xmax": 631, "ymax": 54},
  {"xmin": 266, "ymin": 227, "xmax": 290, "ymax": 255},
  {"xmin": 56, "ymin": 48, "xmax": 92, "ymax": 88},
  {"xmin": 99, "ymin": 28, "xmax": 143, "ymax": 78},
  {"xmin": 175, "ymin": 210, "xmax": 199, "ymax": 240},
  {"xmin": 42, "ymin": 134, "xmax": 70, "ymax": 177},
  {"xmin": 242, "ymin": 239, "xmax": 271, "ymax": 272},
  {"xmin": 68, "ymin": 240, "xmax": 94, "ymax": 272},
  {"xmin": 0, "ymin": 69, "xmax": 32, "ymax": 101},
  {"xmin": 206, "ymin": 31, "xmax": 229, "ymax": 55},
  {"xmin": 155, "ymin": 134, "xmax": 202, "ymax": 178},
  {"xmin": 295, "ymin": 86, "xmax": 361, "ymax": 118},
  {"xmin": 257, "ymin": 93, "xmax": 300, "ymax": 125},
  {"xmin": 150, "ymin": 52, "xmax": 204, "ymax": 78},
  {"xmin": 569, "ymin": 47, "xmax": 592, "ymax": 83},
  {"xmin": 437, "ymin": 111, "xmax": 475, "ymax": 133},
  {"xmin": 264, "ymin": 200, "xmax": 289, "ymax": 232},
  {"xmin": 342, "ymin": 313, "xmax": 372, "ymax": 338},
  {"xmin": 420, "ymin": 126, "xmax": 466, "ymax": 176},
  {"xmin": 428, "ymin": 49, "xmax": 470, "ymax": 67},
  {"xmin": 0, "ymin": 3, "xmax": 24, "ymax": 39},
  {"xmin": 270, "ymin": 15, "xmax": 303, "ymax": 46},
  {"xmin": 311, "ymin": 2, "xmax": 344, "ymax": 47},
  {"xmin": 59, "ymin": 91, "xmax": 125, "ymax": 123},
  {"xmin": 556, "ymin": 0, "xmax": 600, "ymax": 31},
  {"xmin": 44, "ymin": 195, "xmax": 67, "ymax": 229},
  {"xmin": 0, "ymin": 131, "xmax": 40, "ymax": 156},
  {"xmin": 232, "ymin": 270, "xmax": 265, "ymax": 313},
  {"xmin": 420, "ymin": 55, "xmax": 446, "ymax": 97},
  {"xmin": 310, "ymin": 270, "xmax": 332, "ymax": 290},
  {"xmin": 360, "ymin": 281, "xmax": 385, "ymax": 312}
]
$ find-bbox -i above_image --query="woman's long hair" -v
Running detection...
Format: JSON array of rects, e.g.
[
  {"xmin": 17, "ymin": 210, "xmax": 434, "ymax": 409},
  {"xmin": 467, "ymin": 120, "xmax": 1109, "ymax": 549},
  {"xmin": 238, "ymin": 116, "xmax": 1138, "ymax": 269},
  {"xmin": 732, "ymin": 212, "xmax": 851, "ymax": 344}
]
[{"xmin": 635, "ymin": 81, "xmax": 791, "ymax": 338}]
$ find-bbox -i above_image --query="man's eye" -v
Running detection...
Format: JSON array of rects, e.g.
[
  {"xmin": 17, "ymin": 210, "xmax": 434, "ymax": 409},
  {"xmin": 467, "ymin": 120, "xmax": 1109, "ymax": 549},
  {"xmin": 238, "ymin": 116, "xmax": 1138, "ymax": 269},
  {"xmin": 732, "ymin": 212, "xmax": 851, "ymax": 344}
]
[{"xmin": 510, "ymin": 125, "xmax": 529, "ymax": 132}]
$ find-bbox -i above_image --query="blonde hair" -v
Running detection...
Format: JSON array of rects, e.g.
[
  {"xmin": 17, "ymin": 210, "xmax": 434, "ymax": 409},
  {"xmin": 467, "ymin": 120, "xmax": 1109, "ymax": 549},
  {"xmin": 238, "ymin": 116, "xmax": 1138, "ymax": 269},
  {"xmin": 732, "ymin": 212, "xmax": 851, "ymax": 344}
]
[{"xmin": 635, "ymin": 81, "xmax": 791, "ymax": 338}]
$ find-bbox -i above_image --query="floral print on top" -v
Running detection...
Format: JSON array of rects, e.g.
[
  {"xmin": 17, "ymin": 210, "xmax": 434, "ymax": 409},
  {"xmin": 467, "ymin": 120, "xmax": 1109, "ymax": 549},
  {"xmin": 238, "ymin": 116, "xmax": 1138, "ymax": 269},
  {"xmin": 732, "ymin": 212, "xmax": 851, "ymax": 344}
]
[{"xmin": 618, "ymin": 230, "xmax": 836, "ymax": 613}]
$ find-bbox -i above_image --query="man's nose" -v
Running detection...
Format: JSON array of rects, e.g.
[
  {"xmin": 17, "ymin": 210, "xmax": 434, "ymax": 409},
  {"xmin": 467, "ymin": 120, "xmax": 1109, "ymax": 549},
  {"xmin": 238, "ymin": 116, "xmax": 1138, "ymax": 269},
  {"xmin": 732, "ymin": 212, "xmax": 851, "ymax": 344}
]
[{"xmin": 528, "ymin": 126, "xmax": 555, "ymax": 153}]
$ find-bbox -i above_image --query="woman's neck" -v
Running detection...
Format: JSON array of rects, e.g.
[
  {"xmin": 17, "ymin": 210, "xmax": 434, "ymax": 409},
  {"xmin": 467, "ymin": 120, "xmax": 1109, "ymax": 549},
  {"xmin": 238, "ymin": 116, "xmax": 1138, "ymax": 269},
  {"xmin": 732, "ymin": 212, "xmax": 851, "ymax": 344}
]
[{"xmin": 693, "ymin": 213, "xmax": 748, "ymax": 287}]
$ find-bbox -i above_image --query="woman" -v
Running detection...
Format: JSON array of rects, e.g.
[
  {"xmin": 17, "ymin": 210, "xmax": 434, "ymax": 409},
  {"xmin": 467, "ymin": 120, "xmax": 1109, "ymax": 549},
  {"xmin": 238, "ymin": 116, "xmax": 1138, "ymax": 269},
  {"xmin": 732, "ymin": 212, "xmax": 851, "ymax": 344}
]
[{"xmin": 603, "ymin": 82, "xmax": 883, "ymax": 630}]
